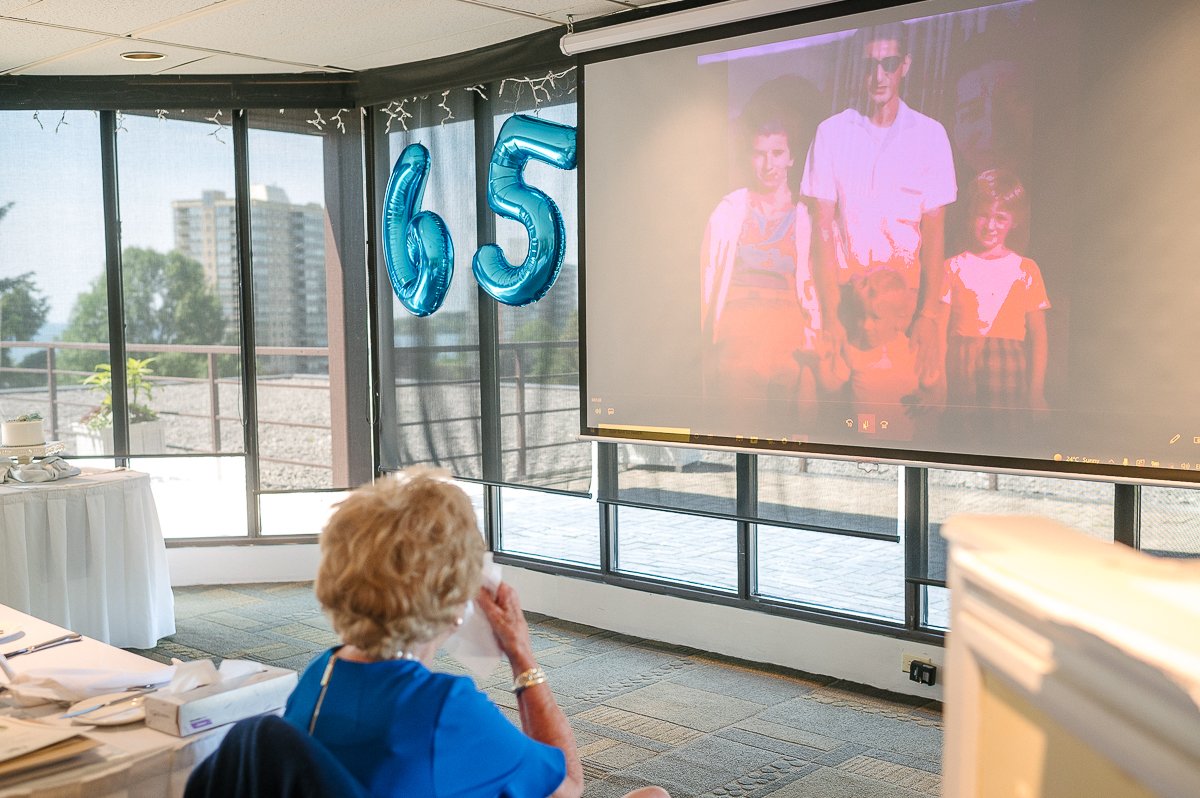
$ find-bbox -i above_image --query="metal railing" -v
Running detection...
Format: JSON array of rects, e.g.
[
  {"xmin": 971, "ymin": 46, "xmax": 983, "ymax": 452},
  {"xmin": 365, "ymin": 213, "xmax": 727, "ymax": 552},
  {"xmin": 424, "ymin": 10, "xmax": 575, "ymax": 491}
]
[{"xmin": 0, "ymin": 338, "xmax": 582, "ymax": 480}]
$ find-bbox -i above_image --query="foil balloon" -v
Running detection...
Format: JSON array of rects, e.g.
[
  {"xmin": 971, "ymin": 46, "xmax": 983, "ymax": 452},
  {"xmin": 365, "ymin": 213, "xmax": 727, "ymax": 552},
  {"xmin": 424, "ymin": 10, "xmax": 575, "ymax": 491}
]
[
  {"xmin": 473, "ymin": 114, "xmax": 578, "ymax": 307},
  {"xmin": 381, "ymin": 143, "xmax": 454, "ymax": 317}
]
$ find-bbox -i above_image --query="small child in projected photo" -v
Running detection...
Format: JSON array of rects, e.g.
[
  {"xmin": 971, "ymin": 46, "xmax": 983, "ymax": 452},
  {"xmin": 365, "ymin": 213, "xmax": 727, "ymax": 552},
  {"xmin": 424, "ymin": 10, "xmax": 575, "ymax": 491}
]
[
  {"xmin": 941, "ymin": 169, "xmax": 1049, "ymax": 415},
  {"xmin": 817, "ymin": 268, "xmax": 924, "ymax": 441}
]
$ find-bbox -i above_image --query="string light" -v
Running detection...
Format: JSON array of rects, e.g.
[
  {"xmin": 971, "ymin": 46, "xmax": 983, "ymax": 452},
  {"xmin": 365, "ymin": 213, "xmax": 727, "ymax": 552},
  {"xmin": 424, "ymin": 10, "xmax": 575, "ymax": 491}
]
[
  {"xmin": 205, "ymin": 109, "xmax": 225, "ymax": 144},
  {"xmin": 31, "ymin": 111, "xmax": 42, "ymax": 130},
  {"xmin": 307, "ymin": 108, "xmax": 327, "ymax": 132},
  {"xmin": 498, "ymin": 67, "xmax": 576, "ymax": 112},
  {"xmin": 54, "ymin": 111, "xmax": 68, "ymax": 134},
  {"xmin": 331, "ymin": 108, "xmax": 348, "ymax": 134},
  {"xmin": 155, "ymin": 109, "xmax": 170, "ymax": 121},
  {"xmin": 382, "ymin": 99, "xmax": 413, "ymax": 134}
]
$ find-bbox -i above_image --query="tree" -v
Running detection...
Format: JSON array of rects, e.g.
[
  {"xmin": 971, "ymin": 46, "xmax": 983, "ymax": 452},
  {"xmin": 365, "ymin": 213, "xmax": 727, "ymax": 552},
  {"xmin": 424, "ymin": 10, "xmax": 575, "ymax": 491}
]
[
  {"xmin": 0, "ymin": 203, "xmax": 53, "ymax": 387},
  {"xmin": 60, "ymin": 247, "xmax": 227, "ymax": 379},
  {"xmin": 0, "ymin": 271, "xmax": 51, "ymax": 384}
]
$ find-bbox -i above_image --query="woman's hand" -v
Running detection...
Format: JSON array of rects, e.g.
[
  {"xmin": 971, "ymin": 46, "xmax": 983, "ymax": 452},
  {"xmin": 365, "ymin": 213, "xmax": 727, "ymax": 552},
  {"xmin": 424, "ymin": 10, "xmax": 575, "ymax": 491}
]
[{"xmin": 475, "ymin": 583, "xmax": 537, "ymax": 674}]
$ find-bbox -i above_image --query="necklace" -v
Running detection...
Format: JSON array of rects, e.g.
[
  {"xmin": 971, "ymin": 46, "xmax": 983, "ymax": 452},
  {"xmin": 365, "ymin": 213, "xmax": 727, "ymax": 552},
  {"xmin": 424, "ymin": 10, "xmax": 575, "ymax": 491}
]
[{"xmin": 307, "ymin": 655, "xmax": 336, "ymax": 734}]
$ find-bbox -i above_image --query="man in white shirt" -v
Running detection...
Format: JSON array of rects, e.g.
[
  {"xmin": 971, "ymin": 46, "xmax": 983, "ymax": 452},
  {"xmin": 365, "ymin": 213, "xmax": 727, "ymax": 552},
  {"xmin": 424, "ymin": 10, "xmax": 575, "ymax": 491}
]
[{"xmin": 801, "ymin": 25, "xmax": 956, "ymax": 387}]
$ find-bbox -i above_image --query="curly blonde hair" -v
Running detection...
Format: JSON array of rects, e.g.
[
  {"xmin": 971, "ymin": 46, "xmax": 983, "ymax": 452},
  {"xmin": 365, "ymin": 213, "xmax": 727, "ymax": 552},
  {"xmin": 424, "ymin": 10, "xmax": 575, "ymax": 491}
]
[{"xmin": 315, "ymin": 468, "xmax": 484, "ymax": 659}]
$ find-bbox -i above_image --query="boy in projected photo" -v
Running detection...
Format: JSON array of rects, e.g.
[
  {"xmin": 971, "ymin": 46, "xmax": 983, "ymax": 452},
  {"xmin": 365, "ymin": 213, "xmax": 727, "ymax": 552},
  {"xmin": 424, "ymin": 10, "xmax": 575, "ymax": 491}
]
[
  {"xmin": 941, "ymin": 169, "xmax": 1049, "ymax": 429},
  {"xmin": 700, "ymin": 76, "xmax": 825, "ymax": 419},
  {"xmin": 816, "ymin": 268, "xmax": 926, "ymax": 441},
  {"xmin": 801, "ymin": 24, "xmax": 956, "ymax": 400}
]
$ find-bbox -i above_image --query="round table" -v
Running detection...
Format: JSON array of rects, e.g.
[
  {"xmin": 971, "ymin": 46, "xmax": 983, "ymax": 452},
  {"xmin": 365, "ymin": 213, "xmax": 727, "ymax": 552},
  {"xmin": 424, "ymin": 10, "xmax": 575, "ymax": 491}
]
[{"xmin": 0, "ymin": 468, "xmax": 175, "ymax": 649}]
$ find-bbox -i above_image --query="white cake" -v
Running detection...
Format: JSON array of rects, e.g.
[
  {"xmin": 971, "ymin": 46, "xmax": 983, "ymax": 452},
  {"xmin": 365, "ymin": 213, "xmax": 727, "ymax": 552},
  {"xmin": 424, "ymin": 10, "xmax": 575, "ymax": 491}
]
[{"xmin": 1, "ymin": 419, "xmax": 45, "ymax": 447}]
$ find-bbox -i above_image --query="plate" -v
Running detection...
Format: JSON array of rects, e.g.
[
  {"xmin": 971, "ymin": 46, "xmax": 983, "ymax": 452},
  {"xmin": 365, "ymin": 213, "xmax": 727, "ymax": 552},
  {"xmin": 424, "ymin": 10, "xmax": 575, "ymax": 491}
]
[{"xmin": 65, "ymin": 692, "xmax": 149, "ymax": 726}]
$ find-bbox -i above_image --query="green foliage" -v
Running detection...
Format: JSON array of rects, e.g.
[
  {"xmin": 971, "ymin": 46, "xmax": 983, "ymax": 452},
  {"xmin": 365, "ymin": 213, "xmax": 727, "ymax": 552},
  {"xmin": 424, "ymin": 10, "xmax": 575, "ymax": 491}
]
[
  {"xmin": 5, "ymin": 411, "xmax": 42, "ymax": 423},
  {"xmin": 80, "ymin": 356, "xmax": 159, "ymax": 430},
  {"xmin": 0, "ymin": 202, "xmax": 52, "ymax": 387},
  {"xmin": 60, "ymin": 247, "xmax": 227, "ymax": 379},
  {"xmin": 509, "ymin": 310, "xmax": 579, "ymax": 385}
]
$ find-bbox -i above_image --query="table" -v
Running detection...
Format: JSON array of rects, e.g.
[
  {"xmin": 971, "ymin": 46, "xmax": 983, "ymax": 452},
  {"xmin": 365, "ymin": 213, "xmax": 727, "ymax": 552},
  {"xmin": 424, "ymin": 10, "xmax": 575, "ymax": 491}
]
[
  {"xmin": 0, "ymin": 606, "xmax": 224, "ymax": 797},
  {"xmin": 0, "ymin": 469, "xmax": 175, "ymax": 649}
]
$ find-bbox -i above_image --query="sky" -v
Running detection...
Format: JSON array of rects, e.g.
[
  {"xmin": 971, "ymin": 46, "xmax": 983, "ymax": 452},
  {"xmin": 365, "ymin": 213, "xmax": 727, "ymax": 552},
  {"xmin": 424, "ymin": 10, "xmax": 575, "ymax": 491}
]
[{"xmin": 0, "ymin": 110, "xmax": 325, "ymax": 325}]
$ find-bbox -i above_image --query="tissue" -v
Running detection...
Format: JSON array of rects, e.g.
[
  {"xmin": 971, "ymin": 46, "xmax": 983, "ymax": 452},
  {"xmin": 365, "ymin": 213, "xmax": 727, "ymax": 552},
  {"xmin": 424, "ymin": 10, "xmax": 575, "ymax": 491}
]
[{"xmin": 442, "ymin": 553, "xmax": 504, "ymax": 680}]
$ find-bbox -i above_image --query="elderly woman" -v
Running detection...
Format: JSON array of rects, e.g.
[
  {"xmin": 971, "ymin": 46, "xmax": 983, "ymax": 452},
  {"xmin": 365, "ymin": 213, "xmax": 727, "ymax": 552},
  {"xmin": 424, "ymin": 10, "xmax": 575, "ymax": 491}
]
[{"xmin": 282, "ymin": 469, "xmax": 668, "ymax": 798}]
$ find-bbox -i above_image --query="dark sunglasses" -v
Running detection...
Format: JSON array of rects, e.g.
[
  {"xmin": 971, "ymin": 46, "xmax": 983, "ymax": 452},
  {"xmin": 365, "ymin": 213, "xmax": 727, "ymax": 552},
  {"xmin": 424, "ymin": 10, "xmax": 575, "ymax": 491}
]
[{"xmin": 864, "ymin": 55, "xmax": 905, "ymax": 73}]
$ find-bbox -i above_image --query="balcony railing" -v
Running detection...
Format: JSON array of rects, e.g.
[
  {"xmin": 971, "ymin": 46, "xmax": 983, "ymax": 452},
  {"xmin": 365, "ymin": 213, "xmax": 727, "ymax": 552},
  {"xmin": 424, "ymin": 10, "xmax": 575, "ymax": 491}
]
[{"xmin": 0, "ymin": 338, "xmax": 583, "ymax": 487}]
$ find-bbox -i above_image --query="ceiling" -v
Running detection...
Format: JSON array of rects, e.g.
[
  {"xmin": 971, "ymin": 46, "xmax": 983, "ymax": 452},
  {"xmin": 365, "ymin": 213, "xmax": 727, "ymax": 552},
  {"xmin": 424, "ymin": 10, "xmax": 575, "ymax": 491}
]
[{"xmin": 0, "ymin": 0, "xmax": 680, "ymax": 76}]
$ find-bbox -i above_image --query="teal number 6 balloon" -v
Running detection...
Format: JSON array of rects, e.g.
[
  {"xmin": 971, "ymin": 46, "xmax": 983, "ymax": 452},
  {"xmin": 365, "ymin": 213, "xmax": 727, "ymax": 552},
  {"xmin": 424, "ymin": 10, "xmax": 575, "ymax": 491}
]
[
  {"xmin": 382, "ymin": 143, "xmax": 455, "ymax": 317},
  {"xmin": 473, "ymin": 115, "xmax": 578, "ymax": 307}
]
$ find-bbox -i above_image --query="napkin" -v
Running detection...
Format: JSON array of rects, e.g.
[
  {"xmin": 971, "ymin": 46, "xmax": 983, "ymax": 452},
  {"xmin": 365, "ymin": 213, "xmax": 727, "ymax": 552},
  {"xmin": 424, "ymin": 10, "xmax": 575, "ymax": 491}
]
[
  {"xmin": 1, "ymin": 664, "xmax": 176, "ymax": 706},
  {"xmin": 442, "ymin": 553, "xmax": 504, "ymax": 679},
  {"xmin": 3, "ymin": 456, "xmax": 81, "ymax": 484},
  {"xmin": 162, "ymin": 658, "xmax": 264, "ymax": 694}
]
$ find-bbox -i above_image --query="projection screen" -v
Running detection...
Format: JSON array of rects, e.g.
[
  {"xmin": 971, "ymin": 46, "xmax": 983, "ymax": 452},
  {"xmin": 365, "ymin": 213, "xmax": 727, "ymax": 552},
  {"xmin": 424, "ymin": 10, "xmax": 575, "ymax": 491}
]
[{"xmin": 580, "ymin": 0, "xmax": 1200, "ymax": 484}]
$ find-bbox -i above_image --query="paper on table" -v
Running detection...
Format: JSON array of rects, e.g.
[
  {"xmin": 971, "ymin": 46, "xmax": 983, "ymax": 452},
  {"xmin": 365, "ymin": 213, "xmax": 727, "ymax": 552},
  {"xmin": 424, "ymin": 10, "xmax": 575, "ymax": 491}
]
[{"xmin": 443, "ymin": 553, "xmax": 504, "ymax": 680}]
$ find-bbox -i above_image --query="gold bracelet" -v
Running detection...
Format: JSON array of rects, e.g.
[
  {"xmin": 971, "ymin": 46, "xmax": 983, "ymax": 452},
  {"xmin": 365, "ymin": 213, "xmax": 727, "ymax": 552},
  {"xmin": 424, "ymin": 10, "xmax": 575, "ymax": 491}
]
[{"xmin": 512, "ymin": 666, "xmax": 548, "ymax": 694}]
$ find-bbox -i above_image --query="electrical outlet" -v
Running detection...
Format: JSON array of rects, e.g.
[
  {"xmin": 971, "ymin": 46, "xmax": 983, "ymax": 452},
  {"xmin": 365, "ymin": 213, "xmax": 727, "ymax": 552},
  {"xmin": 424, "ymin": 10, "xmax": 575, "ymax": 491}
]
[
  {"xmin": 901, "ymin": 653, "xmax": 934, "ymax": 674},
  {"xmin": 910, "ymin": 661, "xmax": 937, "ymax": 685}
]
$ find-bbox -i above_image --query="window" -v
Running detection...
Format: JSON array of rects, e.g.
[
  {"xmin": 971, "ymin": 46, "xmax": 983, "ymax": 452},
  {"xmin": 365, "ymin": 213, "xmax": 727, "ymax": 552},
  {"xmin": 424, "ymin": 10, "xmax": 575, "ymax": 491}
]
[
  {"xmin": 378, "ymin": 92, "xmax": 483, "ymax": 480},
  {"xmin": 0, "ymin": 111, "xmax": 105, "ymax": 458},
  {"xmin": 1140, "ymin": 486, "xmax": 1200, "ymax": 558},
  {"xmin": 616, "ymin": 506, "xmax": 737, "ymax": 592},
  {"xmin": 500, "ymin": 486, "xmax": 600, "ymax": 567},
  {"xmin": 493, "ymin": 91, "xmax": 589, "ymax": 494},
  {"xmin": 927, "ymin": 469, "xmax": 1114, "ymax": 581}
]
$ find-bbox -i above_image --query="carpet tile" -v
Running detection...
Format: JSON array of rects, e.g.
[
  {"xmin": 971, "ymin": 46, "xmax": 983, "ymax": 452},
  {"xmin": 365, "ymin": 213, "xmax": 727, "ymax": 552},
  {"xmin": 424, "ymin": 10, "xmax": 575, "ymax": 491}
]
[{"xmin": 130, "ymin": 582, "xmax": 942, "ymax": 797}]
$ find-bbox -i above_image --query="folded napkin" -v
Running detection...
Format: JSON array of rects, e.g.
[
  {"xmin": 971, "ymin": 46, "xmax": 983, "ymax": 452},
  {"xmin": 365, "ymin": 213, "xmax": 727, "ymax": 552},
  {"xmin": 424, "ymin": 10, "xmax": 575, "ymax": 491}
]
[
  {"xmin": 2, "ymin": 663, "xmax": 176, "ymax": 706},
  {"xmin": 443, "ymin": 553, "xmax": 504, "ymax": 680},
  {"xmin": 3, "ymin": 455, "xmax": 81, "ymax": 484}
]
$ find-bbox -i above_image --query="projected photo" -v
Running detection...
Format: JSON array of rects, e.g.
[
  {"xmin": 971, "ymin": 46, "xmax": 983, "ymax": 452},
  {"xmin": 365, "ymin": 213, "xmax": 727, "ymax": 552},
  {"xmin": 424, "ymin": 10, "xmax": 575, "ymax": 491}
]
[
  {"xmin": 585, "ymin": 0, "xmax": 1200, "ymax": 476},
  {"xmin": 700, "ymin": 1, "xmax": 1049, "ymax": 446}
]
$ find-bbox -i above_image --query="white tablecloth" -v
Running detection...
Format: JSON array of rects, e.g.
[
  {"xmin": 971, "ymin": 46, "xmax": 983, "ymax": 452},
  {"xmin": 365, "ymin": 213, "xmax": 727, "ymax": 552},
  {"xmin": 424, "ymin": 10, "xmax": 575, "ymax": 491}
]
[
  {"xmin": 0, "ymin": 606, "xmax": 223, "ymax": 798},
  {"xmin": 0, "ymin": 470, "xmax": 175, "ymax": 649}
]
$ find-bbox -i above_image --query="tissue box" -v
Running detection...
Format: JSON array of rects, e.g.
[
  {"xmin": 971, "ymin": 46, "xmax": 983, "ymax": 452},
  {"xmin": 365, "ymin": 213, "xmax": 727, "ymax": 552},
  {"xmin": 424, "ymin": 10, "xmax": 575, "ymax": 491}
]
[{"xmin": 143, "ymin": 666, "xmax": 298, "ymax": 737}]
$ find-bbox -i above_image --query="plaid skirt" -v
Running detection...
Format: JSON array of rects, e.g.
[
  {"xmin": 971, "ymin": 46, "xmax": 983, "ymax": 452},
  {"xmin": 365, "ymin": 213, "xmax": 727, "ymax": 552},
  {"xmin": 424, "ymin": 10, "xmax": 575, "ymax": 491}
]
[{"xmin": 946, "ymin": 335, "xmax": 1027, "ymax": 409}]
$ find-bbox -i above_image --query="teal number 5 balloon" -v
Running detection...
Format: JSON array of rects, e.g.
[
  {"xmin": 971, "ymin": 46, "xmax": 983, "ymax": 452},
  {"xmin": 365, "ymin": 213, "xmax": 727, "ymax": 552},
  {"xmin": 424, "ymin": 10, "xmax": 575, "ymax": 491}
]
[{"xmin": 473, "ymin": 115, "xmax": 578, "ymax": 307}]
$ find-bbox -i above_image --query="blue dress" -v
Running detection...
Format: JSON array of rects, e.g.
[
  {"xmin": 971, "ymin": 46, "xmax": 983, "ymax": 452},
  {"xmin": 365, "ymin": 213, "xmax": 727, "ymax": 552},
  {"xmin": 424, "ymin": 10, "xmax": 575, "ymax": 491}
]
[{"xmin": 283, "ymin": 648, "xmax": 566, "ymax": 797}]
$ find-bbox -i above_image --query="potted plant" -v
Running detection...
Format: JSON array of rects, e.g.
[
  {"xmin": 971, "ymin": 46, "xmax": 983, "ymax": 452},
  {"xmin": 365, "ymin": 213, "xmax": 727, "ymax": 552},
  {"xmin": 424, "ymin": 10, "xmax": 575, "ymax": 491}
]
[{"xmin": 73, "ymin": 356, "xmax": 165, "ymax": 455}]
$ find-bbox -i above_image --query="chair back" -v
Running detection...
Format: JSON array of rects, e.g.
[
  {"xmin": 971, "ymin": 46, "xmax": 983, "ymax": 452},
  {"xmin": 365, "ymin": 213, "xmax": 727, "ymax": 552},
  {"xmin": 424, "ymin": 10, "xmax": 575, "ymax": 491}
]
[{"xmin": 184, "ymin": 714, "xmax": 370, "ymax": 798}]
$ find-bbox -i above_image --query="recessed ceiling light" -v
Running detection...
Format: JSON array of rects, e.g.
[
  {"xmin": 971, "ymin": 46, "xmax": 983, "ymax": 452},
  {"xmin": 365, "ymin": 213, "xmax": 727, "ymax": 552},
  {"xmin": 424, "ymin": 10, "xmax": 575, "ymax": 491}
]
[{"xmin": 121, "ymin": 51, "xmax": 166, "ymax": 61}]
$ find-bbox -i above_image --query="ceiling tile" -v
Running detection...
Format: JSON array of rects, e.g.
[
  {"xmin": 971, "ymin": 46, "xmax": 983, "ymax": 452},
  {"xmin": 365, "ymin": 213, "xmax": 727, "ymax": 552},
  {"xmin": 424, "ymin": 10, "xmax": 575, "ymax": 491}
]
[
  {"xmin": 155, "ymin": 52, "xmax": 323, "ymax": 74},
  {"xmin": 338, "ymin": 16, "xmax": 548, "ymax": 70},
  {"xmin": 0, "ymin": 18, "xmax": 107, "ymax": 72},
  {"xmin": 146, "ymin": 0, "xmax": 531, "ymax": 69},
  {"xmin": 0, "ymin": 0, "xmax": 38, "ymax": 13},
  {"xmin": 538, "ymin": 1, "xmax": 628, "ymax": 24},
  {"xmin": 469, "ymin": 0, "xmax": 610, "ymax": 14},
  {"xmin": 12, "ymin": 35, "xmax": 314, "ymax": 75},
  {"xmin": 6, "ymin": 0, "xmax": 221, "ymax": 35}
]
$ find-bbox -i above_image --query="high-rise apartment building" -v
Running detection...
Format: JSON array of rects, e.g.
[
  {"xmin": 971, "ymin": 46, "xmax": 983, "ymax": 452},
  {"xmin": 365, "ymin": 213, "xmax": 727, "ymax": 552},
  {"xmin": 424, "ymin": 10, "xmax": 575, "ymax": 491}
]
[{"xmin": 173, "ymin": 185, "xmax": 326, "ymax": 373}]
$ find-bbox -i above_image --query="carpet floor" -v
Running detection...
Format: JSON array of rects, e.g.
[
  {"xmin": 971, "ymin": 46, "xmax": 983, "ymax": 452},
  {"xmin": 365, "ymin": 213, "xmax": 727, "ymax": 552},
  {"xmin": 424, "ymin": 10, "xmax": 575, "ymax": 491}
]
[{"xmin": 130, "ymin": 583, "xmax": 943, "ymax": 797}]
